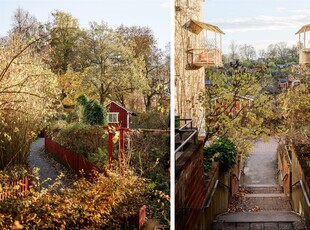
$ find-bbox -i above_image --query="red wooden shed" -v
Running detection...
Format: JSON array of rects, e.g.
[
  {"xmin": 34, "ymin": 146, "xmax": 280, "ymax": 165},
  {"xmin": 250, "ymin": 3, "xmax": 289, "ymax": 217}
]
[{"xmin": 105, "ymin": 101, "xmax": 136, "ymax": 128}]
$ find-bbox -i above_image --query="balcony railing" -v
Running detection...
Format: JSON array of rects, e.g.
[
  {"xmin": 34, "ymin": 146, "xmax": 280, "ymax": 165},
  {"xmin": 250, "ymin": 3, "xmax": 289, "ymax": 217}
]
[
  {"xmin": 296, "ymin": 24, "xmax": 310, "ymax": 65},
  {"xmin": 187, "ymin": 48, "xmax": 223, "ymax": 68},
  {"xmin": 299, "ymin": 48, "xmax": 310, "ymax": 65}
]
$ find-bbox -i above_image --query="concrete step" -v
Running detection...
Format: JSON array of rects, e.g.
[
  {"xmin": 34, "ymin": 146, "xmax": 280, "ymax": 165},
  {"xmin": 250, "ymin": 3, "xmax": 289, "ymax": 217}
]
[
  {"xmin": 245, "ymin": 193, "xmax": 287, "ymax": 198},
  {"xmin": 212, "ymin": 221, "xmax": 304, "ymax": 230},
  {"xmin": 243, "ymin": 184, "xmax": 284, "ymax": 194},
  {"xmin": 241, "ymin": 195, "xmax": 292, "ymax": 211},
  {"xmin": 231, "ymin": 186, "xmax": 291, "ymax": 212},
  {"xmin": 212, "ymin": 211, "xmax": 307, "ymax": 230}
]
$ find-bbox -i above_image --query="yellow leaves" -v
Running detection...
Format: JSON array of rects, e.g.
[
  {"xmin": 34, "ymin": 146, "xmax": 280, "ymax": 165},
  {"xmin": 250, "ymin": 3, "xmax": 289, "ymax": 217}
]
[
  {"xmin": 107, "ymin": 126, "xmax": 120, "ymax": 143},
  {"xmin": 0, "ymin": 169, "xmax": 153, "ymax": 228},
  {"xmin": 112, "ymin": 131, "xmax": 120, "ymax": 144},
  {"xmin": 212, "ymin": 152, "xmax": 220, "ymax": 161},
  {"xmin": 3, "ymin": 132, "xmax": 11, "ymax": 141},
  {"xmin": 58, "ymin": 70, "xmax": 83, "ymax": 106},
  {"xmin": 12, "ymin": 220, "xmax": 23, "ymax": 230}
]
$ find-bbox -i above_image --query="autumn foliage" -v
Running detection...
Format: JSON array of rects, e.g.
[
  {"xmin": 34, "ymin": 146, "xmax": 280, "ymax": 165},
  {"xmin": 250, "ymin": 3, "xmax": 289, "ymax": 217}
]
[{"xmin": 0, "ymin": 170, "xmax": 153, "ymax": 229}]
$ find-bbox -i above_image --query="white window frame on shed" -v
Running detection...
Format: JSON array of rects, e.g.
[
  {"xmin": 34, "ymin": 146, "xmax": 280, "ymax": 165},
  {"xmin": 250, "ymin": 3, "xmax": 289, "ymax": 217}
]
[{"xmin": 107, "ymin": 112, "xmax": 119, "ymax": 123}]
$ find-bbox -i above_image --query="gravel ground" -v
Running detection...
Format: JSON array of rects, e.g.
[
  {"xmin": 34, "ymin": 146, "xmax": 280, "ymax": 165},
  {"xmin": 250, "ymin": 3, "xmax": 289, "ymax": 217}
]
[{"xmin": 29, "ymin": 138, "xmax": 77, "ymax": 191}]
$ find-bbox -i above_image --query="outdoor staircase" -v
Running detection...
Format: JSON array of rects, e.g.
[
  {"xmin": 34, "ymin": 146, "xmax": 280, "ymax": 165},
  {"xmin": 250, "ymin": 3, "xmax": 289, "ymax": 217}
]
[{"xmin": 212, "ymin": 184, "xmax": 307, "ymax": 230}]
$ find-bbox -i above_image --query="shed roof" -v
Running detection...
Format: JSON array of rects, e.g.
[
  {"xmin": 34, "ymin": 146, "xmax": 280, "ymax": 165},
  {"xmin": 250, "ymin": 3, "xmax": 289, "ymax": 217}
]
[
  {"xmin": 184, "ymin": 19, "xmax": 225, "ymax": 35},
  {"xmin": 105, "ymin": 101, "xmax": 136, "ymax": 116},
  {"xmin": 295, "ymin": 24, "xmax": 310, "ymax": 34}
]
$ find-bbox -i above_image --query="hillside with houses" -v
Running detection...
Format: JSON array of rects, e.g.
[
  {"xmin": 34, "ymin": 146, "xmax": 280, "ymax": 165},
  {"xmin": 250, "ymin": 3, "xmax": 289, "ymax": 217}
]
[{"xmin": 175, "ymin": 0, "xmax": 310, "ymax": 229}]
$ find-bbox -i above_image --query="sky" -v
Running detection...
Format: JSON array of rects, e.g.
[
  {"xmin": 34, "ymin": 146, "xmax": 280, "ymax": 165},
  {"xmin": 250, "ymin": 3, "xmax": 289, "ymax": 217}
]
[
  {"xmin": 0, "ymin": 0, "xmax": 171, "ymax": 49},
  {"xmin": 204, "ymin": 0, "xmax": 310, "ymax": 56}
]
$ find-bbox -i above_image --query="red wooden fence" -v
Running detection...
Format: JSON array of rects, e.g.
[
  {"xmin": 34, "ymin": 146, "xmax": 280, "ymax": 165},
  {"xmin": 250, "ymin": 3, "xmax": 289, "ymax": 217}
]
[
  {"xmin": 0, "ymin": 176, "xmax": 30, "ymax": 201},
  {"xmin": 44, "ymin": 137, "xmax": 103, "ymax": 180}
]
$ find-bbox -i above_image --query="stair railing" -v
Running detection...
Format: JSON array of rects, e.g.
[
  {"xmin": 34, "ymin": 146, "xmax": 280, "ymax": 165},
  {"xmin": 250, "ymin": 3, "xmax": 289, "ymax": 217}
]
[
  {"xmin": 175, "ymin": 118, "xmax": 197, "ymax": 154},
  {"xmin": 204, "ymin": 179, "xmax": 231, "ymax": 208},
  {"xmin": 276, "ymin": 169, "xmax": 289, "ymax": 182},
  {"xmin": 290, "ymin": 180, "xmax": 310, "ymax": 207},
  {"xmin": 230, "ymin": 169, "xmax": 244, "ymax": 182},
  {"xmin": 284, "ymin": 145, "xmax": 292, "ymax": 166}
]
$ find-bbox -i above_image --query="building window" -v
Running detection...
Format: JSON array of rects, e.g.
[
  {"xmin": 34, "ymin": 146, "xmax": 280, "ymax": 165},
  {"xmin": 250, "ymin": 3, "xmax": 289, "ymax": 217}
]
[{"xmin": 107, "ymin": 112, "xmax": 119, "ymax": 123}]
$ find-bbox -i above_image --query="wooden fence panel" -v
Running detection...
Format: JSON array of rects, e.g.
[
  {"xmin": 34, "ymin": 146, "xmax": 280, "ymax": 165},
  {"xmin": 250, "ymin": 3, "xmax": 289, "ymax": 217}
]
[
  {"xmin": 45, "ymin": 137, "xmax": 102, "ymax": 180},
  {"xmin": 0, "ymin": 176, "xmax": 30, "ymax": 201}
]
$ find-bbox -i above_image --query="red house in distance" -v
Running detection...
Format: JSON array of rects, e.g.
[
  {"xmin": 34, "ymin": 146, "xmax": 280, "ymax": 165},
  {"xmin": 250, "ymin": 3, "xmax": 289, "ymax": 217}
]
[{"xmin": 105, "ymin": 101, "xmax": 136, "ymax": 129}]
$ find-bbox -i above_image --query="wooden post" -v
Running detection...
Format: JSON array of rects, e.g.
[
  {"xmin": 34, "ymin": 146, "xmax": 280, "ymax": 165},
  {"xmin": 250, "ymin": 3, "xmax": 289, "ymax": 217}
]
[
  {"xmin": 108, "ymin": 131, "xmax": 113, "ymax": 170},
  {"xmin": 214, "ymin": 32, "xmax": 217, "ymax": 49},
  {"xmin": 119, "ymin": 128, "xmax": 125, "ymax": 175}
]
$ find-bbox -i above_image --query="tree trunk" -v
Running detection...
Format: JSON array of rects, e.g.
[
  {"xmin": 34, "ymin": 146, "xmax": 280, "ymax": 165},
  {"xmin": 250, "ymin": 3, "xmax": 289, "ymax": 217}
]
[
  {"xmin": 100, "ymin": 83, "xmax": 105, "ymax": 105},
  {"xmin": 145, "ymin": 94, "xmax": 152, "ymax": 110}
]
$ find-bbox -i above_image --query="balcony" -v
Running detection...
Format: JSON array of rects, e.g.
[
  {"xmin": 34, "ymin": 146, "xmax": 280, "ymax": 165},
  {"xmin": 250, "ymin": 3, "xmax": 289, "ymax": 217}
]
[
  {"xmin": 184, "ymin": 20, "xmax": 224, "ymax": 69},
  {"xmin": 187, "ymin": 48, "xmax": 223, "ymax": 68},
  {"xmin": 296, "ymin": 24, "xmax": 310, "ymax": 65},
  {"xmin": 299, "ymin": 48, "xmax": 310, "ymax": 65}
]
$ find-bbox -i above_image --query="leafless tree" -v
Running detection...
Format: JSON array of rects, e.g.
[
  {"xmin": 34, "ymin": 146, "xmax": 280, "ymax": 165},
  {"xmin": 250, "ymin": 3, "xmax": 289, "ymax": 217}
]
[
  {"xmin": 229, "ymin": 40, "xmax": 239, "ymax": 60},
  {"xmin": 239, "ymin": 44, "xmax": 256, "ymax": 61}
]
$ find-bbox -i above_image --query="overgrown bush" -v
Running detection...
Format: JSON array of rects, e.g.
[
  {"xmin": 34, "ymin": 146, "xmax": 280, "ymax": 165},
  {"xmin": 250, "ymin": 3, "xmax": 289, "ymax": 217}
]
[
  {"xmin": 54, "ymin": 123, "xmax": 106, "ymax": 158},
  {"xmin": 127, "ymin": 130, "xmax": 170, "ymax": 226},
  {"xmin": 0, "ymin": 170, "xmax": 153, "ymax": 229},
  {"xmin": 46, "ymin": 119, "xmax": 68, "ymax": 140},
  {"xmin": 204, "ymin": 137, "xmax": 237, "ymax": 172},
  {"xmin": 65, "ymin": 111, "xmax": 79, "ymax": 123},
  {"xmin": 131, "ymin": 110, "xmax": 169, "ymax": 129},
  {"xmin": 0, "ymin": 114, "xmax": 40, "ymax": 170},
  {"xmin": 88, "ymin": 147, "xmax": 109, "ymax": 169}
]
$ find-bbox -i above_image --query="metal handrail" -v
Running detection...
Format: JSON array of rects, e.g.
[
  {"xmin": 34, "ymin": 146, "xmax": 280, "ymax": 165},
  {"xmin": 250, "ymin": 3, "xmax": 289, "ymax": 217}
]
[
  {"xmin": 277, "ymin": 169, "xmax": 289, "ymax": 182},
  {"xmin": 282, "ymin": 173, "xmax": 289, "ymax": 182},
  {"xmin": 205, "ymin": 179, "xmax": 230, "ymax": 208},
  {"xmin": 231, "ymin": 169, "xmax": 244, "ymax": 182},
  {"xmin": 178, "ymin": 119, "xmax": 193, "ymax": 130},
  {"xmin": 291, "ymin": 180, "xmax": 310, "ymax": 207},
  {"xmin": 284, "ymin": 145, "xmax": 292, "ymax": 166},
  {"xmin": 175, "ymin": 119, "xmax": 193, "ymax": 136},
  {"xmin": 175, "ymin": 129, "xmax": 197, "ymax": 153}
]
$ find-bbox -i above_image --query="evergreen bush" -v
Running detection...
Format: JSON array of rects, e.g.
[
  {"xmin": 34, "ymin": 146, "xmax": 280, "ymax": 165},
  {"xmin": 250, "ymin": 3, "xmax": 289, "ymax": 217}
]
[
  {"xmin": 83, "ymin": 99, "xmax": 106, "ymax": 125},
  {"xmin": 204, "ymin": 137, "xmax": 237, "ymax": 172}
]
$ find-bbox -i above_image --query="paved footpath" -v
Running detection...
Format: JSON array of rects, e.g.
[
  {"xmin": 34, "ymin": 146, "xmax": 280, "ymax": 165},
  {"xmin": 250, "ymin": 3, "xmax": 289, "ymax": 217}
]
[
  {"xmin": 29, "ymin": 138, "xmax": 74, "ymax": 190},
  {"xmin": 242, "ymin": 137, "xmax": 278, "ymax": 185}
]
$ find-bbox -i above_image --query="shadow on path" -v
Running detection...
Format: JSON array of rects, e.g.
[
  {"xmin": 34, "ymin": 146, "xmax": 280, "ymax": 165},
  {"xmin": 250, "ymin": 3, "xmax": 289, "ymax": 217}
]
[{"xmin": 29, "ymin": 138, "xmax": 75, "ymax": 190}]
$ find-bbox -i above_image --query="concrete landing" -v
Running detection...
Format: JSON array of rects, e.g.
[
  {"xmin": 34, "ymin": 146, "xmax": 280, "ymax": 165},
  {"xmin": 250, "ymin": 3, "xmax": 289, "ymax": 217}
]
[
  {"xmin": 216, "ymin": 211, "xmax": 303, "ymax": 222},
  {"xmin": 212, "ymin": 211, "xmax": 307, "ymax": 230}
]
